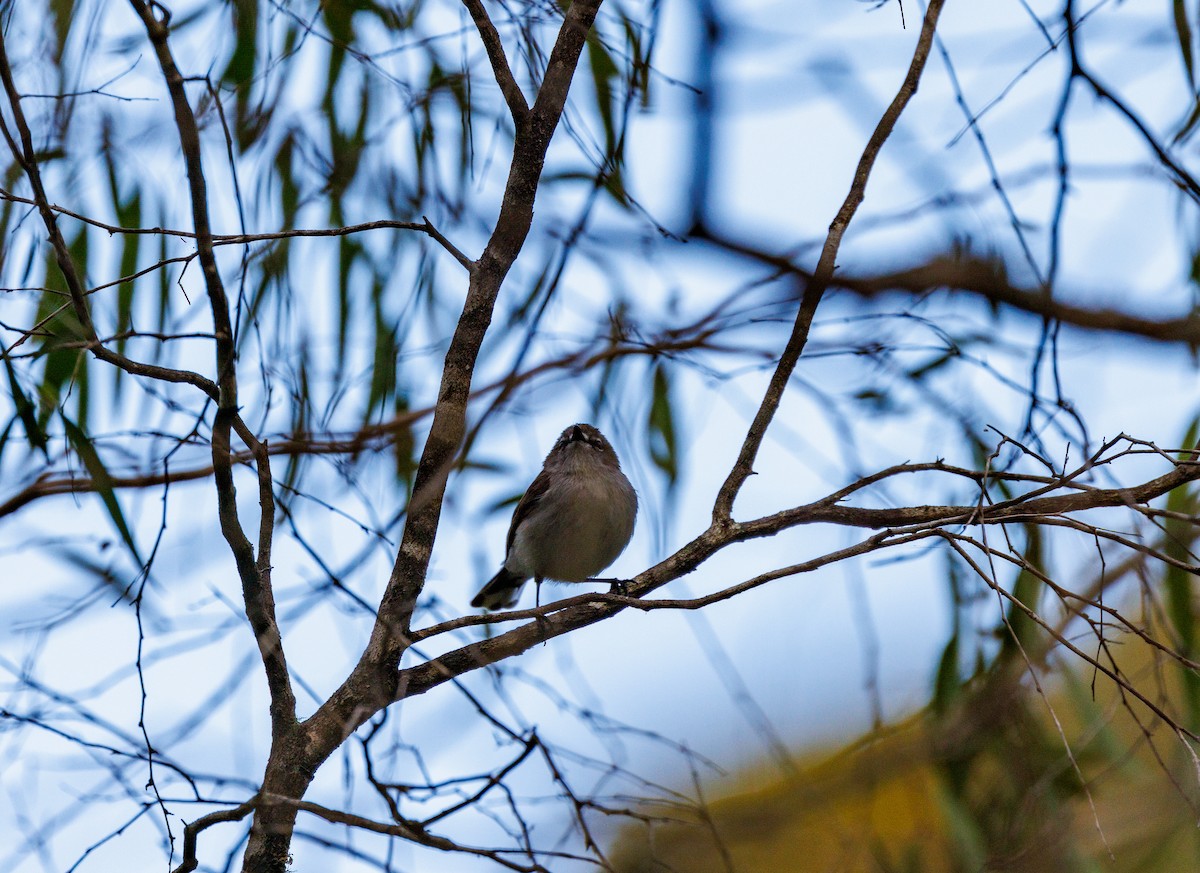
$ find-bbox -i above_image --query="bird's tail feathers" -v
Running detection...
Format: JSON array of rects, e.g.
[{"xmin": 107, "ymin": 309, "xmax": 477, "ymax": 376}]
[{"xmin": 470, "ymin": 568, "xmax": 527, "ymax": 610}]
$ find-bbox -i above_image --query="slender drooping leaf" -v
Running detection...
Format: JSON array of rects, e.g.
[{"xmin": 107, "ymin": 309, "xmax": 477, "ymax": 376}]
[
  {"xmin": 392, "ymin": 393, "xmax": 416, "ymax": 488},
  {"xmin": 113, "ymin": 192, "xmax": 141, "ymax": 367},
  {"xmin": 586, "ymin": 31, "xmax": 619, "ymax": 159},
  {"xmin": 222, "ymin": 0, "xmax": 260, "ymax": 148},
  {"xmin": 647, "ymin": 362, "xmax": 678, "ymax": 488},
  {"xmin": 47, "ymin": 0, "xmax": 75, "ymax": 65},
  {"xmin": 998, "ymin": 524, "xmax": 1045, "ymax": 662},
  {"xmin": 35, "ymin": 229, "xmax": 88, "ymax": 426},
  {"xmin": 4, "ymin": 356, "xmax": 47, "ymax": 456},
  {"xmin": 61, "ymin": 413, "xmax": 143, "ymax": 567},
  {"xmin": 1164, "ymin": 415, "xmax": 1200, "ymax": 729},
  {"xmin": 365, "ymin": 280, "xmax": 399, "ymax": 423},
  {"xmin": 932, "ymin": 631, "xmax": 961, "ymax": 715}
]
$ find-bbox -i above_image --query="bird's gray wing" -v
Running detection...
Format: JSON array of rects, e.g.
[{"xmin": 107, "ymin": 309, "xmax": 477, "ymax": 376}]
[{"xmin": 505, "ymin": 468, "xmax": 553, "ymax": 554}]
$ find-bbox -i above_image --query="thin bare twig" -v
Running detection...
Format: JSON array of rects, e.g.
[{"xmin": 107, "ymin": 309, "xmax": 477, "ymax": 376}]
[
  {"xmin": 0, "ymin": 43, "xmax": 218, "ymax": 399},
  {"xmin": 172, "ymin": 798, "xmax": 258, "ymax": 873},
  {"xmin": 712, "ymin": 0, "xmax": 948, "ymax": 522},
  {"xmin": 126, "ymin": 0, "xmax": 296, "ymax": 748},
  {"xmin": 461, "ymin": 0, "xmax": 530, "ymax": 123}
]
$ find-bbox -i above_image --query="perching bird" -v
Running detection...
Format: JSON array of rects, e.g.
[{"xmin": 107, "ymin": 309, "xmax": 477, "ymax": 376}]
[{"xmin": 471, "ymin": 423, "xmax": 637, "ymax": 610}]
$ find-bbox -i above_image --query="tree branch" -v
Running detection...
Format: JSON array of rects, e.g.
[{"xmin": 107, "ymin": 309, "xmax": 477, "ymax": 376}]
[
  {"xmin": 0, "ymin": 332, "xmax": 723, "ymax": 520},
  {"xmin": 126, "ymin": 0, "xmax": 295, "ymax": 736},
  {"xmin": 0, "ymin": 189, "xmax": 477, "ymax": 268},
  {"xmin": 193, "ymin": 2, "xmax": 611, "ymax": 868},
  {"xmin": 398, "ymin": 440, "xmax": 1200, "ymax": 696},
  {"xmin": 701, "ymin": 235, "xmax": 1200, "ymax": 348},
  {"xmin": 318, "ymin": 0, "xmax": 606, "ymax": 721},
  {"xmin": 172, "ymin": 797, "xmax": 257, "ymax": 873},
  {"xmin": 0, "ymin": 39, "xmax": 218, "ymax": 400},
  {"xmin": 839, "ymin": 255, "xmax": 1200, "ymax": 347},
  {"xmin": 712, "ymin": 0, "xmax": 948, "ymax": 522},
  {"xmin": 461, "ymin": 0, "xmax": 530, "ymax": 124},
  {"xmin": 261, "ymin": 794, "xmax": 544, "ymax": 872}
]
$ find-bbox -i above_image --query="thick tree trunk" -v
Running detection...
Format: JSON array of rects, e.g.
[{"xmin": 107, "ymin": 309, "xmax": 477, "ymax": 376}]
[{"xmin": 240, "ymin": 729, "xmax": 316, "ymax": 873}]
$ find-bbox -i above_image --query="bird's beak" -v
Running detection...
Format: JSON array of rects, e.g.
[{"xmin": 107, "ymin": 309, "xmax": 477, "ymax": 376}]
[{"xmin": 569, "ymin": 425, "xmax": 585, "ymax": 442}]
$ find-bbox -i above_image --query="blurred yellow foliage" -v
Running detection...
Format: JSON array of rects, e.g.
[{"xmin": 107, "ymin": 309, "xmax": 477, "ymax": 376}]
[{"xmin": 611, "ymin": 641, "xmax": 1200, "ymax": 873}]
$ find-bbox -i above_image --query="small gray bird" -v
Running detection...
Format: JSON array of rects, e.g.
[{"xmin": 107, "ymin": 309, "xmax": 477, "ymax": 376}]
[{"xmin": 471, "ymin": 423, "xmax": 637, "ymax": 610}]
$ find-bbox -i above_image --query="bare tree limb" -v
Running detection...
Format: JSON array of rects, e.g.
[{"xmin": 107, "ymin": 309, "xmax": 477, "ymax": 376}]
[
  {"xmin": 695, "ymin": 228, "xmax": 1200, "ymax": 348},
  {"xmin": 0, "ymin": 40, "xmax": 218, "ymax": 399},
  {"xmin": 0, "ymin": 332, "xmax": 725, "ymax": 520},
  {"xmin": 172, "ymin": 798, "xmax": 257, "ymax": 873},
  {"xmin": 191, "ymin": 3, "xmax": 610, "ymax": 870},
  {"xmin": 335, "ymin": 0, "xmax": 606, "ymax": 682},
  {"xmin": 1063, "ymin": 0, "xmax": 1200, "ymax": 204},
  {"xmin": 839, "ymin": 256, "xmax": 1200, "ymax": 348},
  {"xmin": 9, "ymin": 186, "xmax": 1198, "ymax": 348},
  {"xmin": 713, "ymin": 0, "xmax": 948, "ymax": 522},
  {"xmin": 398, "ymin": 435, "xmax": 1200, "ymax": 697},
  {"xmin": 461, "ymin": 0, "xmax": 530, "ymax": 124},
  {"xmin": 261, "ymin": 794, "xmax": 546, "ymax": 872},
  {"xmin": 0, "ymin": 189, "xmax": 476, "ymax": 269},
  {"xmin": 124, "ymin": 14, "xmax": 298, "ymax": 870},
  {"xmin": 8, "ymin": 1, "xmax": 1200, "ymax": 871}
]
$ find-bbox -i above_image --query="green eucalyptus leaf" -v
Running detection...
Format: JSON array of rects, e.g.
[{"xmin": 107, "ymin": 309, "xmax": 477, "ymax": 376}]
[
  {"xmin": 932, "ymin": 631, "xmax": 960, "ymax": 715},
  {"xmin": 998, "ymin": 524, "xmax": 1044, "ymax": 662},
  {"xmin": 5, "ymin": 356, "xmax": 47, "ymax": 456},
  {"xmin": 1174, "ymin": 96, "xmax": 1200, "ymax": 144},
  {"xmin": 62, "ymin": 413, "xmax": 143, "ymax": 568},
  {"xmin": 222, "ymin": 0, "xmax": 259, "ymax": 89},
  {"xmin": 365, "ymin": 281, "xmax": 399, "ymax": 423},
  {"xmin": 586, "ymin": 32, "xmax": 621, "ymax": 179},
  {"xmin": 392, "ymin": 393, "xmax": 416, "ymax": 488},
  {"xmin": 114, "ymin": 192, "xmax": 141, "ymax": 364},
  {"xmin": 1164, "ymin": 415, "xmax": 1200, "ymax": 728},
  {"xmin": 647, "ymin": 363, "xmax": 678, "ymax": 487},
  {"xmin": 35, "ymin": 230, "xmax": 88, "ymax": 425},
  {"xmin": 48, "ymin": 0, "xmax": 74, "ymax": 64}
]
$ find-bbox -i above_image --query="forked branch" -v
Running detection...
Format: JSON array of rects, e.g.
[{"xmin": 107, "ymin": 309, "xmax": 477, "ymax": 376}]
[{"xmin": 126, "ymin": 0, "xmax": 295, "ymax": 735}]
